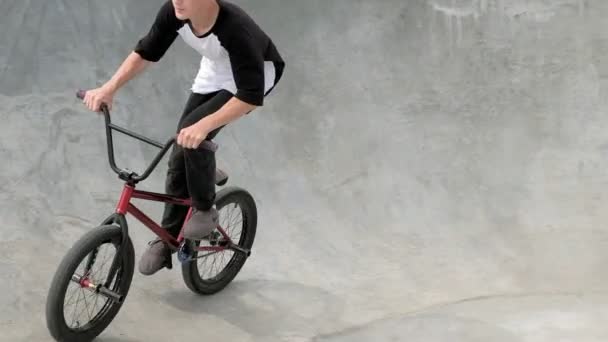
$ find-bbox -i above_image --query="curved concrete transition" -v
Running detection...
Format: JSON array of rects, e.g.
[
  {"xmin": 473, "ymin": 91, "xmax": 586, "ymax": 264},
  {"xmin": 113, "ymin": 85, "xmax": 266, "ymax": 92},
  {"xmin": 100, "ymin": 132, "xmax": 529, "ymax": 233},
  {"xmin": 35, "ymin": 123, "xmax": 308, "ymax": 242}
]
[{"xmin": 2, "ymin": 0, "xmax": 608, "ymax": 341}]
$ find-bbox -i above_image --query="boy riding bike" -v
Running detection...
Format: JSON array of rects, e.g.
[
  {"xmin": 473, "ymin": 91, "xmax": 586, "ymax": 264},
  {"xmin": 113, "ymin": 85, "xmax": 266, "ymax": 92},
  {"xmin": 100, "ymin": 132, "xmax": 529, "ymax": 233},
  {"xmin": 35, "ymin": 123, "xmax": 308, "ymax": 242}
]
[{"xmin": 82, "ymin": 0, "xmax": 284, "ymax": 276}]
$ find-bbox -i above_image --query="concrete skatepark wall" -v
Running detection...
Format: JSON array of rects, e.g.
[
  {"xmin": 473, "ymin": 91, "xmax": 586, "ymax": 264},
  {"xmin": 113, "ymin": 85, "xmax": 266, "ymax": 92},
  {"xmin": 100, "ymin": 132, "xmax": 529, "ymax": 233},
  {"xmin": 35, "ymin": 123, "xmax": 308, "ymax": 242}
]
[{"xmin": 1, "ymin": 0, "xmax": 608, "ymax": 341}]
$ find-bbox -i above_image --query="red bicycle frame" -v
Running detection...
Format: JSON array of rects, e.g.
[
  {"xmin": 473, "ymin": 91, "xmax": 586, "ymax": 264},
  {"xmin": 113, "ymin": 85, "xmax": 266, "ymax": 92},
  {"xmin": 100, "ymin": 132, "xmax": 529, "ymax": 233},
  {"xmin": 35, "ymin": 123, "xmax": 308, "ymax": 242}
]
[
  {"xmin": 74, "ymin": 89, "xmax": 250, "ymax": 298},
  {"xmin": 74, "ymin": 90, "xmax": 234, "ymax": 254},
  {"xmin": 116, "ymin": 184, "xmax": 233, "ymax": 253}
]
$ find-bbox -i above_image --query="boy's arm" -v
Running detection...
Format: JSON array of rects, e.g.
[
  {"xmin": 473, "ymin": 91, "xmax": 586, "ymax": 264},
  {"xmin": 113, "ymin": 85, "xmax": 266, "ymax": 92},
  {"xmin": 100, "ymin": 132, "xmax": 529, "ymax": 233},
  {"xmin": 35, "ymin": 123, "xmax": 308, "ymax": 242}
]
[
  {"xmin": 178, "ymin": 26, "xmax": 268, "ymax": 149},
  {"xmin": 105, "ymin": 52, "xmax": 150, "ymax": 93},
  {"xmin": 201, "ymin": 97, "xmax": 257, "ymax": 131},
  {"xmin": 83, "ymin": 52, "xmax": 150, "ymax": 111},
  {"xmin": 83, "ymin": 1, "xmax": 179, "ymax": 112},
  {"xmin": 177, "ymin": 97, "xmax": 256, "ymax": 149}
]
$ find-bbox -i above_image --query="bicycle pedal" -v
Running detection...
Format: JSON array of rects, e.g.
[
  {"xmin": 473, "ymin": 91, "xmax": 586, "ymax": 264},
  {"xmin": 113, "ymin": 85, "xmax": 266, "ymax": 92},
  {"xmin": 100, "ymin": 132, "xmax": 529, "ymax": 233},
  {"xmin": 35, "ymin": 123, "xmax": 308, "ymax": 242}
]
[{"xmin": 177, "ymin": 241, "xmax": 193, "ymax": 263}]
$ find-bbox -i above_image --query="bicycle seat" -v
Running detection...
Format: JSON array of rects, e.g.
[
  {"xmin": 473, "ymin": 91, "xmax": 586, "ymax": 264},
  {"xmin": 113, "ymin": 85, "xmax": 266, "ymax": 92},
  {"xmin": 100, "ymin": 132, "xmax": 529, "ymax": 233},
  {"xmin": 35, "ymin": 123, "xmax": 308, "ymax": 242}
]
[{"xmin": 215, "ymin": 168, "xmax": 228, "ymax": 186}]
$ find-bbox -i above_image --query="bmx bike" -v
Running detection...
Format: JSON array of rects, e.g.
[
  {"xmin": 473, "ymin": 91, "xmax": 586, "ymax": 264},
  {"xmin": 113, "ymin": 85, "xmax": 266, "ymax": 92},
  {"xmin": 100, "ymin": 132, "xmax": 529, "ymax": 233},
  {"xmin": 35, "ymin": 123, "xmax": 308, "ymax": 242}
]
[{"xmin": 45, "ymin": 90, "xmax": 257, "ymax": 342}]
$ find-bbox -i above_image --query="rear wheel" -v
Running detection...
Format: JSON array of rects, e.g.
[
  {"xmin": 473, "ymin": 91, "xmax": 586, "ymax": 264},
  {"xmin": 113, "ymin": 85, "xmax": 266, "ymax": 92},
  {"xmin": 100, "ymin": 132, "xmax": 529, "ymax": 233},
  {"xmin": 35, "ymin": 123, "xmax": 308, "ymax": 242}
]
[
  {"xmin": 181, "ymin": 186, "xmax": 257, "ymax": 295},
  {"xmin": 46, "ymin": 225, "xmax": 134, "ymax": 342}
]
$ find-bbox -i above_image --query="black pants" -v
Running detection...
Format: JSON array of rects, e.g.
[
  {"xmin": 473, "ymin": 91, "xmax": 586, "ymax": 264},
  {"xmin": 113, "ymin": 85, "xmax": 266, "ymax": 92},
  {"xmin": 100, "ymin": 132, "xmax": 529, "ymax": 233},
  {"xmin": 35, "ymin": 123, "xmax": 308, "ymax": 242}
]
[{"xmin": 161, "ymin": 90, "xmax": 233, "ymax": 237}]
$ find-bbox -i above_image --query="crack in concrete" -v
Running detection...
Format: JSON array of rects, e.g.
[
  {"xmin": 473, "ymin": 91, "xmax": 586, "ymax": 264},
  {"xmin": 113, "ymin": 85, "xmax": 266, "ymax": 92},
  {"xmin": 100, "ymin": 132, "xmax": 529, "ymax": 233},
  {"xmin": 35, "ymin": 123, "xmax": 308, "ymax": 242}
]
[{"xmin": 309, "ymin": 290, "xmax": 608, "ymax": 341}]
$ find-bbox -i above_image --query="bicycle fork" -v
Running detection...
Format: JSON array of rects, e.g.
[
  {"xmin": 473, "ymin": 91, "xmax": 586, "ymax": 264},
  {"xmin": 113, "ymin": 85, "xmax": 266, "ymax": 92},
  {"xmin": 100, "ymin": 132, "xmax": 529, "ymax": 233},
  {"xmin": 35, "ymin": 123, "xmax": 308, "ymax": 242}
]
[
  {"xmin": 72, "ymin": 211, "xmax": 131, "ymax": 304},
  {"xmin": 72, "ymin": 238, "xmax": 125, "ymax": 304},
  {"xmin": 85, "ymin": 213, "xmax": 131, "ymax": 303}
]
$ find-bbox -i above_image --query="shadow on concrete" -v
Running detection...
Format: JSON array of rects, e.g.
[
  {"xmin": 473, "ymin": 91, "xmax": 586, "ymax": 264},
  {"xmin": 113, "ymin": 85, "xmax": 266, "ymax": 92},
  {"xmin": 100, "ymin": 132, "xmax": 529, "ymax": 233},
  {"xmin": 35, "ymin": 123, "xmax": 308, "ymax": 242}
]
[{"xmin": 159, "ymin": 278, "xmax": 346, "ymax": 339}]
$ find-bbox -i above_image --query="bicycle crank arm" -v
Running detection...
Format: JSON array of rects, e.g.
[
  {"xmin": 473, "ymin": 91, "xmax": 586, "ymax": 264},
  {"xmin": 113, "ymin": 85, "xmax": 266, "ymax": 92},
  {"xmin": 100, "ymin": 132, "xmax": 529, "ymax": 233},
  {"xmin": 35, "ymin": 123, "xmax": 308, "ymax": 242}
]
[
  {"xmin": 71, "ymin": 274, "xmax": 124, "ymax": 303},
  {"xmin": 229, "ymin": 244, "xmax": 251, "ymax": 257}
]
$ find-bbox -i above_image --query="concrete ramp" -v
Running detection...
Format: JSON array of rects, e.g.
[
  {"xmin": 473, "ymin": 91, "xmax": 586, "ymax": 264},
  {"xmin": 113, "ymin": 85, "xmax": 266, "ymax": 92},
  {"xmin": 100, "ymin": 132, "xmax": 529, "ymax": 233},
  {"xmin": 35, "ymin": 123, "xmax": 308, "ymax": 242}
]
[{"xmin": 1, "ymin": 0, "xmax": 607, "ymax": 341}]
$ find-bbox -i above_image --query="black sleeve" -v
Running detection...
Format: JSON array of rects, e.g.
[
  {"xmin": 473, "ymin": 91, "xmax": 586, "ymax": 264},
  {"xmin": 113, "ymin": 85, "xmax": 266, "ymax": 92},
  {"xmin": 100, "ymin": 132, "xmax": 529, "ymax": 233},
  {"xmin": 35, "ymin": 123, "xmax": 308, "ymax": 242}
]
[
  {"xmin": 225, "ymin": 29, "xmax": 267, "ymax": 106},
  {"xmin": 134, "ymin": 1, "xmax": 181, "ymax": 62}
]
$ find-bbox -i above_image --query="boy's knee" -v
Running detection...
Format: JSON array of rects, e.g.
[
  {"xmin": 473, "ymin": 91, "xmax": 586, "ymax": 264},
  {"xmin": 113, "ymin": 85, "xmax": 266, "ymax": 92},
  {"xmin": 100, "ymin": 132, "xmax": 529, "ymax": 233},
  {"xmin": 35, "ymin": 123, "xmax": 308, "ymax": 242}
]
[{"xmin": 199, "ymin": 140, "xmax": 218, "ymax": 152}]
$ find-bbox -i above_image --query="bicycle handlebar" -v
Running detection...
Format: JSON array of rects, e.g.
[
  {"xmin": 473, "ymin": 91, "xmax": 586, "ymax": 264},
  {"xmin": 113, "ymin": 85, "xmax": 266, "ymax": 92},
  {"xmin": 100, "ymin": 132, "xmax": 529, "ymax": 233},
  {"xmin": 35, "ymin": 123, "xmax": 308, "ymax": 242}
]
[{"xmin": 76, "ymin": 90, "xmax": 176, "ymax": 183}]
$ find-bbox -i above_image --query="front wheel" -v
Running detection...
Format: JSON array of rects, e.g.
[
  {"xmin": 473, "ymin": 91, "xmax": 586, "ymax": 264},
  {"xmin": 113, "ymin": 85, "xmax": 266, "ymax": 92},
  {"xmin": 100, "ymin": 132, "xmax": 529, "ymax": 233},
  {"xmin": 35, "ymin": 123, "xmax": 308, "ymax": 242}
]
[
  {"xmin": 46, "ymin": 225, "xmax": 135, "ymax": 342},
  {"xmin": 181, "ymin": 186, "xmax": 257, "ymax": 295}
]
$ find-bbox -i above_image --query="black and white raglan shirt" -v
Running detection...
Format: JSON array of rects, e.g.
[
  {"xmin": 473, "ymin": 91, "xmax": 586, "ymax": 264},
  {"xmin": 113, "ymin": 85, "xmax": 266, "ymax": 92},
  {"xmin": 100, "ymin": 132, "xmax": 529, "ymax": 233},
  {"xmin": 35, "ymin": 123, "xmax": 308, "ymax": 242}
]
[{"xmin": 134, "ymin": 0, "xmax": 285, "ymax": 106}]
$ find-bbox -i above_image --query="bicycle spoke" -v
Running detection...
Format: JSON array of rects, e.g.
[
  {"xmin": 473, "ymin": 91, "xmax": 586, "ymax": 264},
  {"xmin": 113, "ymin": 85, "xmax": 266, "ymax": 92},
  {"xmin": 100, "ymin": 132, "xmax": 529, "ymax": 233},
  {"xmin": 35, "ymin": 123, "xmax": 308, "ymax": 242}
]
[
  {"xmin": 90, "ymin": 245, "xmax": 112, "ymax": 282},
  {"xmin": 211, "ymin": 253, "xmax": 219, "ymax": 278},
  {"xmin": 64, "ymin": 283, "xmax": 80, "ymax": 308},
  {"xmin": 228, "ymin": 218, "xmax": 243, "ymax": 230},
  {"xmin": 219, "ymin": 250, "xmax": 227, "ymax": 270},
  {"xmin": 193, "ymin": 198, "xmax": 249, "ymax": 283},
  {"xmin": 228, "ymin": 211, "xmax": 242, "ymax": 229},
  {"xmin": 80, "ymin": 291, "xmax": 95, "ymax": 324},
  {"xmin": 227, "ymin": 219, "xmax": 242, "ymax": 240},
  {"xmin": 92, "ymin": 289, "xmax": 101, "ymax": 319},
  {"xmin": 75, "ymin": 289, "xmax": 90, "ymax": 327},
  {"xmin": 62, "ymin": 241, "xmax": 120, "ymax": 330},
  {"xmin": 224, "ymin": 204, "xmax": 236, "ymax": 230},
  {"xmin": 206, "ymin": 254, "xmax": 215, "ymax": 277},
  {"xmin": 71, "ymin": 288, "xmax": 85, "ymax": 327},
  {"xmin": 195, "ymin": 250, "xmax": 222, "ymax": 259},
  {"xmin": 64, "ymin": 282, "xmax": 82, "ymax": 324},
  {"xmin": 80, "ymin": 288, "xmax": 93, "ymax": 323},
  {"xmin": 69, "ymin": 286, "xmax": 101, "ymax": 329},
  {"xmin": 67, "ymin": 289, "xmax": 79, "ymax": 327},
  {"xmin": 231, "ymin": 232, "xmax": 242, "ymax": 242},
  {"xmin": 200, "ymin": 255, "xmax": 209, "ymax": 278}
]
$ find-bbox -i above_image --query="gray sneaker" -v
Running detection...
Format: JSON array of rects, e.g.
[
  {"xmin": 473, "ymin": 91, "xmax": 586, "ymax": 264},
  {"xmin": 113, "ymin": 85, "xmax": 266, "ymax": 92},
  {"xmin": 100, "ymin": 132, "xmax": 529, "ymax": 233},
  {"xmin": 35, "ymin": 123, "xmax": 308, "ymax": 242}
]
[
  {"xmin": 183, "ymin": 207, "xmax": 219, "ymax": 240},
  {"xmin": 138, "ymin": 238, "xmax": 172, "ymax": 276}
]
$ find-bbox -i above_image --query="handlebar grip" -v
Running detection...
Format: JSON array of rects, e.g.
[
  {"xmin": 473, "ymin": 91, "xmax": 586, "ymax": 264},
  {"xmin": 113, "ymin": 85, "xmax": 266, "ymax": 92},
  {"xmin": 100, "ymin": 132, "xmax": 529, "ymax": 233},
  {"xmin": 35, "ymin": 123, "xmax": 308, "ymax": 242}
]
[{"xmin": 76, "ymin": 89, "xmax": 109, "ymax": 112}]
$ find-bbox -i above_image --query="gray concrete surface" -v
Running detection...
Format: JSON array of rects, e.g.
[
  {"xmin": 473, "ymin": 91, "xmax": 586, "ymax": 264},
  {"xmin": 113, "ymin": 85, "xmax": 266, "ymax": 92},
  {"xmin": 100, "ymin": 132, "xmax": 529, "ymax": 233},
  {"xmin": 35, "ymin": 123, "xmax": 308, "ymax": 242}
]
[{"xmin": 2, "ymin": 0, "xmax": 608, "ymax": 341}]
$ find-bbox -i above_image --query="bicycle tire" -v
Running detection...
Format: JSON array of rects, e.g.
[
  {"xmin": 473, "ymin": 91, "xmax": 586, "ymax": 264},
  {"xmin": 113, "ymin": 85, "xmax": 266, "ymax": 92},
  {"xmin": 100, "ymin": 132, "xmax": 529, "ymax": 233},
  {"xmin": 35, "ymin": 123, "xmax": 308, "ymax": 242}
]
[
  {"xmin": 181, "ymin": 186, "xmax": 257, "ymax": 295},
  {"xmin": 46, "ymin": 225, "xmax": 135, "ymax": 342}
]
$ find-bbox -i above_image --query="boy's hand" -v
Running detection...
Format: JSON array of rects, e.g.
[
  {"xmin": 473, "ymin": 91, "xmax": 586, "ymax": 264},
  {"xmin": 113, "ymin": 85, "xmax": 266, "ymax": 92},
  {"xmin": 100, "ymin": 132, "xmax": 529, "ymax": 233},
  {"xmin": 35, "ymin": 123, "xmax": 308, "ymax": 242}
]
[
  {"xmin": 83, "ymin": 85, "xmax": 114, "ymax": 112},
  {"xmin": 177, "ymin": 121, "xmax": 211, "ymax": 149}
]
